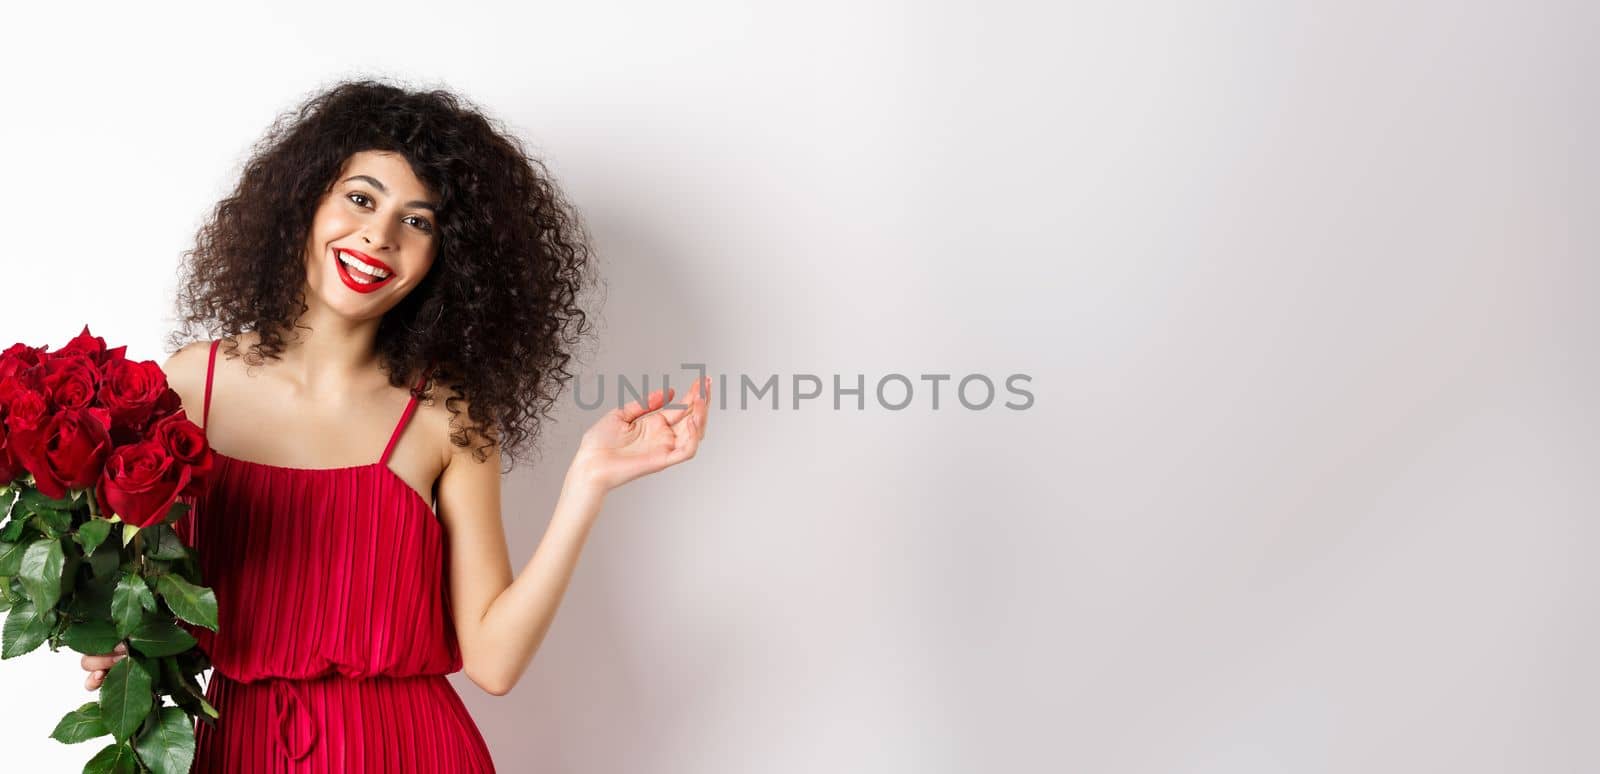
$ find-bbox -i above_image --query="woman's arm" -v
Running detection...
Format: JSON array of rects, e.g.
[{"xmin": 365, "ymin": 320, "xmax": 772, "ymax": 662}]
[
  {"xmin": 437, "ymin": 436, "xmax": 605, "ymax": 697},
  {"xmin": 438, "ymin": 378, "xmax": 709, "ymax": 696}
]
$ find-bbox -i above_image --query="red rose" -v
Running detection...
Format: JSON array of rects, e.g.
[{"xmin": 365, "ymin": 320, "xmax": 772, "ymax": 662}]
[
  {"xmin": 51, "ymin": 325, "xmax": 106, "ymax": 363},
  {"xmin": 13, "ymin": 406, "xmax": 113, "ymax": 499},
  {"xmin": 99, "ymin": 358, "xmax": 169, "ymax": 434},
  {"xmin": 0, "ymin": 343, "xmax": 46, "ymax": 380},
  {"xmin": 2, "ymin": 377, "xmax": 40, "ymax": 488},
  {"xmin": 41, "ymin": 354, "xmax": 100, "ymax": 410},
  {"xmin": 0, "ymin": 422, "xmax": 24, "ymax": 486},
  {"xmin": 149, "ymin": 410, "xmax": 214, "ymax": 498},
  {"xmin": 3, "ymin": 356, "xmax": 46, "ymax": 401},
  {"xmin": 149, "ymin": 387, "xmax": 182, "ymax": 421},
  {"xmin": 4, "ymin": 387, "xmax": 46, "ymax": 454},
  {"xmin": 97, "ymin": 440, "xmax": 192, "ymax": 528},
  {"xmin": 0, "ymin": 376, "xmax": 23, "ymax": 416},
  {"xmin": 4, "ymin": 388, "xmax": 47, "ymax": 438}
]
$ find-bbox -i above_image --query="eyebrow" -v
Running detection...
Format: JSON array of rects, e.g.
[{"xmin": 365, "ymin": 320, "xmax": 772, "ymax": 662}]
[{"xmin": 342, "ymin": 175, "xmax": 439, "ymax": 212}]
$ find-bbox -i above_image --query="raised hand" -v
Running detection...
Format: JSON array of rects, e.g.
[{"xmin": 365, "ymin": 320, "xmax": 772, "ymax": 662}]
[{"xmin": 571, "ymin": 376, "xmax": 711, "ymax": 493}]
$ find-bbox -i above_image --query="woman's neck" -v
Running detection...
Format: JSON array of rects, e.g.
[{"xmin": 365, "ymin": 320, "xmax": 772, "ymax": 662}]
[{"xmin": 268, "ymin": 313, "xmax": 387, "ymax": 397}]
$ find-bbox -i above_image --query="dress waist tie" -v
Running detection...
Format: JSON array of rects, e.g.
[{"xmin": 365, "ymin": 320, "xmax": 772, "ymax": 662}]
[{"xmin": 266, "ymin": 677, "xmax": 319, "ymax": 761}]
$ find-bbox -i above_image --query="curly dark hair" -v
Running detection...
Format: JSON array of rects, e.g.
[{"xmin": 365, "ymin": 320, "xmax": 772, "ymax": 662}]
[{"xmin": 166, "ymin": 77, "xmax": 597, "ymax": 472}]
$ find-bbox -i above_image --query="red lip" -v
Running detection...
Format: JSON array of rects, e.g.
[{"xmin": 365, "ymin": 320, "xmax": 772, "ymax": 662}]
[
  {"xmin": 333, "ymin": 248, "xmax": 396, "ymax": 294},
  {"xmin": 335, "ymin": 247, "xmax": 395, "ymax": 275}
]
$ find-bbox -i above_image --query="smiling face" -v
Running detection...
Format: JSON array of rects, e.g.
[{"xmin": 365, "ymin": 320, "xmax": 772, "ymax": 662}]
[{"xmin": 302, "ymin": 150, "xmax": 440, "ymax": 319}]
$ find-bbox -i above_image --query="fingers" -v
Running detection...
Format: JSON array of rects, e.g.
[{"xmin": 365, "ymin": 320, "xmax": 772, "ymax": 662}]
[
  {"xmin": 82, "ymin": 643, "xmax": 127, "ymax": 691},
  {"xmin": 658, "ymin": 377, "xmax": 707, "ymax": 425},
  {"xmin": 669, "ymin": 413, "xmax": 703, "ymax": 462},
  {"xmin": 81, "ymin": 654, "xmax": 120, "ymax": 670},
  {"xmin": 668, "ymin": 380, "xmax": 709, "ymax": 461},
  {"xmin": 614, "ymin": 387, "xmax": 672, "ymax": 424},
  {"xmin": 698, "ymin": 377, "xmax": 711, "ymax": 436},
  {"xmin": 80, "ymin": 642, "xmax": 127, "ymax": 669},
  {"xmin": 670, "ymin": 377, "xmax": 710, "ymax": 438}
]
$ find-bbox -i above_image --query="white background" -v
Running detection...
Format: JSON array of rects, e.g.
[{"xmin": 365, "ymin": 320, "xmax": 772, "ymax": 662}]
[{"xmin": 1, "ymin": 1, "xmax": 1594, "ymax": 771}]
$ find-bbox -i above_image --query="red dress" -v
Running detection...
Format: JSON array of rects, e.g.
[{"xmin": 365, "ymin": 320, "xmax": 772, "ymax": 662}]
[{"xmin": 173, "ymin": 339, "xmax": 495, "ymax": 772}]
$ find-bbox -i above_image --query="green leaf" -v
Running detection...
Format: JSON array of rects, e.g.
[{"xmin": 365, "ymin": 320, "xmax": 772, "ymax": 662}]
[
  {"xmin": 177, "ymin": 647, "xmax": 211, "ymax": 676},
  {"xmin": 59, "ymin": 547, "xmax": 84, "ymax": 606},
  {"xmin": 50, "ymin": 701, "xmax": 110, "ymax": 744},
  {"xmin": 18, "ymin": 538, "xmax": 65, "ymax": 613},
  {"xmin": 34, "ymin": 507, "xmax": 73, "ymax": 538},
  {"xmin": 167, "ymin": 686, "xmax": 220, "ymax": 727},
  {"xmin": 0, "ymin": 539, "xmax": 25, "ymax": 575},
  {"xmin": 62, "ymin": 619, "xmax": 122, "ymax": 655},
  {"xmin": 98, "ymin": 655, "xmax": 152, "ymax": 744},
  {"xmin": 87, "ymin": 539, "xmax": 121, "ymax": 583},
  {"xmin": 131, "ymin": 706, "xmax": 196, "ymax": 774},
  {"xmin": 2, "ymin": 598, "xmax": 52, "ymax": 658},
  {"xmin": 154, "ymin": 575, "xmax": 217, "ymax": 632},
  {"xmin": 76, "ymin": 519, "xmax": 113, "ymax": 554},
  {"xmin": 0, "ymin": 515, "xmax": 24, "ymax": 542},
  {"xmin": 18, "ymin": 486, "xmax": 75, "ymax": 512},
  {"xmin": 128, "ymin": 617, "xmax": 196, "ymax": 658},
  {"xmin": 82, "ymin": 740, "xmax": 139, "ymax": 774},
  {"xmin": 142, "ymin": 525, "xmax": 188, "ymax": 561},
  {"xmin": 164, "ymin": 501, "xmax": 191, "ymax": 524},
  {"xmin": 111, "ymin": 572, "xmax": 154, "ymax": 640},
  {"xmin": 128, "ymin": 652, "xmax": 161, "ymax": 695},
  {"xmin": 120, "ymin": 523, "xmax": 140, "ymax": 547},
  {"xmin": 161, "ymin": 655, "xmax": 220, "ymax": 722},
  {"xmin": 69, "ymin": 569, "xmax": 116, "ymax": 621}
]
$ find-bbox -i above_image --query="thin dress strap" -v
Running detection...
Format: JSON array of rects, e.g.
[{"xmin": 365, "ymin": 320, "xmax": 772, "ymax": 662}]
[
  {"xmin": 379, "ymin": 364, "xmax": 433, "ymax": 466},
  {"xmin": 202, "ymin": 339, "xmax": 220, "ymax": 431}
]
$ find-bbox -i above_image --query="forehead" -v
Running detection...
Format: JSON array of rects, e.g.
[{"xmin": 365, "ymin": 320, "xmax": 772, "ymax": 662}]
[{"xmin": 337, "ymin": 150, "xmax": 435, "ymax": 197}]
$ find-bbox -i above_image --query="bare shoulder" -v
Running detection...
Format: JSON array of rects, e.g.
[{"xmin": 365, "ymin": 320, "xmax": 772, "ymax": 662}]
[
  {"xmin": 430, "ymin": 383, "xmax": 505, "ymax": 534},
  {"xmin": 161, "ymin": 339, "xmax": 211, "ymax": 383},
  {"xmin": 415, "ymin": 383, "xmax": 502, "ymax": 473},
  {"xmin": 161, "ymin": 339, "xmax": 215, "ymax": 424}
]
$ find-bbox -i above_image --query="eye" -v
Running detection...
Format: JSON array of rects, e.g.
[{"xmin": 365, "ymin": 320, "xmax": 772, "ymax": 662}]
[{"xmin": 347, "ymin": 191, "xmax": 434, "ymax": 234}]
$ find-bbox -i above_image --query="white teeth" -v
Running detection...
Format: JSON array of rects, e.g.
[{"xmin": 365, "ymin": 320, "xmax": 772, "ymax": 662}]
[{"xmin": 337, "ymin": 250, "xmax": 391, "ymax": 279}]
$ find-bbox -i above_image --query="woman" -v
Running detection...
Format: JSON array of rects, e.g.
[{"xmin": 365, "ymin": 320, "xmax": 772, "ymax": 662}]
[{"xmin": 76, "ymin": 79, "xmax": 710, "ymax": 771}]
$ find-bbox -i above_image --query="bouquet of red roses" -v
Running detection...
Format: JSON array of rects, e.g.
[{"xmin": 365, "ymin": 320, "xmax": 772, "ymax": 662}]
[{"xmin": 0, "ymin": 326, "xmax": 218, "ymax": 774}]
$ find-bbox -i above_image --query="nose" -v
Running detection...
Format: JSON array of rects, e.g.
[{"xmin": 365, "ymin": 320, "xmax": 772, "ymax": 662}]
[{"xmin": 361, "ymin": 221, "xmax": 399, "ymax": 252}]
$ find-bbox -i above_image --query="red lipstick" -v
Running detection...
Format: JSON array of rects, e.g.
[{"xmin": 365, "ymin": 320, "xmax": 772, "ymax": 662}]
[{"xmin": 333, "ymin": 247, "xmax": 397, "ymax": 294}]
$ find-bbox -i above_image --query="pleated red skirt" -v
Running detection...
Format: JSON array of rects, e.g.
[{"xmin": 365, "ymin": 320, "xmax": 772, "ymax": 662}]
[{"xmin": 194, "ymin": 671, "xmax": 494, "ymax": 772}]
